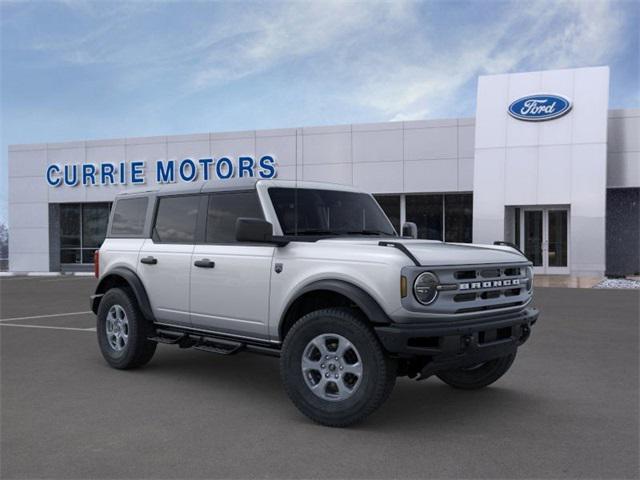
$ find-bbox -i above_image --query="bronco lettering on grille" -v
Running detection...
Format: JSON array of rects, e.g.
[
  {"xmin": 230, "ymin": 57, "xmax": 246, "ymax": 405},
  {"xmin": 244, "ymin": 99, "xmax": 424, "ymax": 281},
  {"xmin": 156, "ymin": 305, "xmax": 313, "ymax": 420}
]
[{"xmin": 459, "ymin": 279, "xmax": 521, "ymax": 290}]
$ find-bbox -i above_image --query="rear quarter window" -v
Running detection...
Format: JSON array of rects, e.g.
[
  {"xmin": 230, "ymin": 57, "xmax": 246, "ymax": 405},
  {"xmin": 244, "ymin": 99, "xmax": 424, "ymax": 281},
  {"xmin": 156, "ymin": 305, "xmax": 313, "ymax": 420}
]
[{"xmin": 110, "ymin": 197, "xmax": 148, "ymax": 237}]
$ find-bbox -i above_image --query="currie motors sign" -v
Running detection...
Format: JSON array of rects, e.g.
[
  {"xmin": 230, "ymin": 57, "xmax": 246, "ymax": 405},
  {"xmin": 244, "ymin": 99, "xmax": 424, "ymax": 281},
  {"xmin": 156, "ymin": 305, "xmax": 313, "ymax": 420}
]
[
  {"xmin": 508, "ymin": 94, "xmax": 572, "ymax": 121},
  {"xmin": 45, "ymin": 155, "xmax": 277, "ymax": 187}
]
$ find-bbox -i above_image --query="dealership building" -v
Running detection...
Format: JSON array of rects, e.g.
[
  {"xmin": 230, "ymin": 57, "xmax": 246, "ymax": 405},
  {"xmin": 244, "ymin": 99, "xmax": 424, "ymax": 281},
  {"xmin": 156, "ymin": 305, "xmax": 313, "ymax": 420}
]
[{"xmin": 7, "ymin": 66, "xmax": 639, "ymax": 276}]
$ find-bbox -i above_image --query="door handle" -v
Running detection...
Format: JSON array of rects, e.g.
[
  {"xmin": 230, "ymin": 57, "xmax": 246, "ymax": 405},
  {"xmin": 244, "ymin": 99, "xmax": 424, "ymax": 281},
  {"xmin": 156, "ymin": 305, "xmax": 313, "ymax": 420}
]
[
  {"xmin": 140, "ymin": 256, "xmax": 157, "ymax": 265},
  {"xmin": 194, "ymin": 259, "xmax": 215, "ymax": 269}
]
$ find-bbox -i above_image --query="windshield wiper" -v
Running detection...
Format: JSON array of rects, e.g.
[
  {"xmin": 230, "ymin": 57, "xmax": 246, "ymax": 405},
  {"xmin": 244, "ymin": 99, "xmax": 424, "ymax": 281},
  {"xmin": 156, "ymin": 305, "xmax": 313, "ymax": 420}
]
[
  {"xmin": 291, "ymin": 229, "xmax": 343, "ymax": 236},
  {"xmin": 346, "ymin": 230, "xmax": 395, "ymax": 236}
]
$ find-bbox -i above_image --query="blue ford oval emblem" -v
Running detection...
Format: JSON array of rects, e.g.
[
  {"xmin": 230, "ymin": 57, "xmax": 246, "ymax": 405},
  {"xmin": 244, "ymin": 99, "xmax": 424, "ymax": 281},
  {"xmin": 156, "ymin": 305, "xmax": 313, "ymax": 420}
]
[{"xmin": 508, "ymin": 94, "xmax": 572, "ymax": 121}]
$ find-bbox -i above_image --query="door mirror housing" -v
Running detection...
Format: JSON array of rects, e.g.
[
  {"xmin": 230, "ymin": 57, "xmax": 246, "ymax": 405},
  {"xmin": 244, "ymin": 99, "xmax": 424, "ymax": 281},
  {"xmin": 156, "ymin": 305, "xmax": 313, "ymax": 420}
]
[
  {"xmin": 401, "ymin": 222, "xmax": 418, "ymax": 239},
  {"xmin": 236, "ymin": 218, "xmax": 288, "ymax": 246}
]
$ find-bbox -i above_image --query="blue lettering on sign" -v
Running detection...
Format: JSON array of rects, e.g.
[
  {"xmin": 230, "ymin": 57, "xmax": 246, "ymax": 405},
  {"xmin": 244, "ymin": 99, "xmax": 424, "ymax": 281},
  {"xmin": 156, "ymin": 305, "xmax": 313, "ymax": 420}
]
[
  {"xmin": 130, "ymin": 161, "xmax": 145, "ymax": 184},
  {"xmin": 215, "ymin": 157, "xmax": 234, "ymax": 180},
  {"xmin": 238, "ymin": 156, "xmax": 255, "ymax": 178},
  {"xmin": 46, "ymin": 155, "xmax": 278, "ymax": 187},
  {"xmin": 157, "ymin": 160, "xmax": 175, "ymax": 183},
  {"xmin": 198, "ymin": 158, "xmax": 213, "ymax": 181},
  {"xmin": 101, "ymin": 163, "xmax": 116, "ymax": 185},
  {"xmin": 64, "ymin": 164, "xmax": 78, "ymax": 186},
  {"xmin": 46, "ymin": 164, "xmax": 61, "ymax": 187},
  {"xmin": 179, "ymin": 158, "xmax": 197, "ymax": 182},
  {"xmin": 82, "ymin": 164, "xmax": 97, "ymax": 186},
  {"xmin": 508, "ymin": 94, "xmax": 572, "ymax": 121},
  {"xmin": 258, "ymin": 156, "xmax": 276, "ymax": 179}
]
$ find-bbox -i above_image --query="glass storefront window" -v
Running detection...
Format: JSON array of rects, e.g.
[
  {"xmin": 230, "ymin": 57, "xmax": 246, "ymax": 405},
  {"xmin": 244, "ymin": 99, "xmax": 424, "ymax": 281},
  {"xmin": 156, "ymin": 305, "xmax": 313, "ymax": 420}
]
[
  {"xmin": 60, "ymin": 204, "xmax": 81, "ymax": 248},
  {"xmin": 404, "ymin": 193, "xmax": 473, "ymax": 242},
  {"xmin": 444, "ymin": 194, "xmax": 473, "ymax": 243},
  {"xmin": 59, "ymin": 203, "xmax": 111, "ymax": 264},
  {"xmin": 373, "ymin": 195, "xmax": 400, "ymax": 233},
  {"xmin": 82, "ymin": 204, "xmax": 111, "ymax": 248},
  {"xmin": 406, "ymin": 194, "xmax": 443, "ymax": 240}
]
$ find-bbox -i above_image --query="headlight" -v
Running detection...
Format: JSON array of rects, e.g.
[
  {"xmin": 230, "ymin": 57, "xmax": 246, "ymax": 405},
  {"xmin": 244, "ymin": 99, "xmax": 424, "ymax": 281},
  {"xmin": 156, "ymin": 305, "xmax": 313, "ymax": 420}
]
[
  {"xmin": 413, "ymin": 272, "xmax": 439, "ymax": 305},
  {"xmin": 525, "ymin": 266, "xmax": 534, "ymax": 292}
]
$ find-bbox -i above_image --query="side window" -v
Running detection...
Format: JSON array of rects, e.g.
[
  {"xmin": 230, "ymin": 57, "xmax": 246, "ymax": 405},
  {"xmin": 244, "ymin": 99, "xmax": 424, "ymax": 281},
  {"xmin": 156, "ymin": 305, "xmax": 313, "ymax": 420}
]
[
  {"xmin": 110, "ymin": 197, "xmax": 148, "ymax": 236},
  {"xmin": 153, "ymin": 195, "xmax": 200, "ymax": 244},
  {"xmin": 206, "ymin": 191, "xmax": 264, "ymax": 243}
]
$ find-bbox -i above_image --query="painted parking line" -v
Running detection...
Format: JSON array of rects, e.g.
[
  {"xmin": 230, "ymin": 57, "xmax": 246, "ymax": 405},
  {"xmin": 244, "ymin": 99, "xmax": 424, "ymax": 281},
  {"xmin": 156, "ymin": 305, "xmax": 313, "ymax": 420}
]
[
  {"xmin": 0, "ymin": 311, "xmax": 93, "ymax": 323},
  {"xmin": 0, "ymin": 323, "xmax": 96, "ymax": 332}
]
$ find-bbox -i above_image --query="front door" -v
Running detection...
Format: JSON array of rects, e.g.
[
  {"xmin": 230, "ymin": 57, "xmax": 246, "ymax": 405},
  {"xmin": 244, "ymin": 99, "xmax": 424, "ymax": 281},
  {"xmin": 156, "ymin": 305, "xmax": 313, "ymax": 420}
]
[{"xmin": 519, "ymin": 207, "xmax": 569, "ymax": 274}]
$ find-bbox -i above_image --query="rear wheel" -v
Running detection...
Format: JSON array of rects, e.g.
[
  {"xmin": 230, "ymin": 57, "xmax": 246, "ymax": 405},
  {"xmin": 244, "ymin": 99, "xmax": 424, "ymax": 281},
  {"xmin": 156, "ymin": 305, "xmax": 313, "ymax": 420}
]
[
  {"xmin": 97, "ymin": 287, "xmax": 157, "ymax": 369},
  {"xmin": 280, "ymin": 308, "xmax": 396, "ymax": 427},
  {"xmin": 435, "ymin": 353, "xmax": 516, "ymax": 390}
]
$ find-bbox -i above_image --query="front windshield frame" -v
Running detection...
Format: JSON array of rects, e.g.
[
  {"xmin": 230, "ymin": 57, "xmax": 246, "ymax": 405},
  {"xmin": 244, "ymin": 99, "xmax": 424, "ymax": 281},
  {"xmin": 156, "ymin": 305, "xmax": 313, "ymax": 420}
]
[{"xmin": 267, "ymin": 187, "xmax": 398, "ymax": 238}]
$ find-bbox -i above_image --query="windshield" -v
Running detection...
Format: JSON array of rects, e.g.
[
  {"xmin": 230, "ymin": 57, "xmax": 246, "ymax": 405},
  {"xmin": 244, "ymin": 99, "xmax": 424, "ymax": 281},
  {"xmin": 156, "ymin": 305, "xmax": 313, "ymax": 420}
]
[{"xmin": 268, "ymin": 187, "xmax": 397, "ymax": 237}]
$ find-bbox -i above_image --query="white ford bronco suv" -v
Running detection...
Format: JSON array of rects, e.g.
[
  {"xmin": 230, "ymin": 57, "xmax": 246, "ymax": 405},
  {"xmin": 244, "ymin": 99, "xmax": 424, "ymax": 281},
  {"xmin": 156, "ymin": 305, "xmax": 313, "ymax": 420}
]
[{"xmin": 92, "ymin": 179, "xmax": 538, "ymax": 427}]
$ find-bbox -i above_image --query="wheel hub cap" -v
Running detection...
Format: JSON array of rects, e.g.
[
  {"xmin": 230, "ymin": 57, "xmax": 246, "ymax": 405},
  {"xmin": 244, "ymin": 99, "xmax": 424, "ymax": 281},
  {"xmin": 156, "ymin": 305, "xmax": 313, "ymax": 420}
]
[
  {"xmin": 301, "ymin": 333, "xmax": 363, "ymax": 402},
  {"xmin": 105, "ymin": 304, "xmax": 129, "ymax": 352}
]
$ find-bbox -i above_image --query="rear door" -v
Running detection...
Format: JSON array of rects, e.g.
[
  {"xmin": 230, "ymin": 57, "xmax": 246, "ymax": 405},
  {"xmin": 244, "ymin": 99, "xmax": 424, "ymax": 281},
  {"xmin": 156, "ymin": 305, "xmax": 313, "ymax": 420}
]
[
  {"xmin": 137, "ymin": 194, "xmax": 203, "ymax": 327},
  {"xmin": 189, "ymin": 190, "xmax": 274, "ymax": 340}
]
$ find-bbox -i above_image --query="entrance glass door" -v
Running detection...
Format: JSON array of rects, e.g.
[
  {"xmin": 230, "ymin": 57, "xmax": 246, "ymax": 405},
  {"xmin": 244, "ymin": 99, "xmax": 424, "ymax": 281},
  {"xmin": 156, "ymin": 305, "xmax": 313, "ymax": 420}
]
[{"xmin": 519, "ymin": 208, "xmax": 569, "ymax": 274}]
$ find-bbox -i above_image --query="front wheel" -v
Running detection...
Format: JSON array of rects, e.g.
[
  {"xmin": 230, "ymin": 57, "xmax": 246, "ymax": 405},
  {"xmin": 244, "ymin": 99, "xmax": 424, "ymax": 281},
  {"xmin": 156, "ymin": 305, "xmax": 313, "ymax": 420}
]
[
  {"xmin": 97, "ymin": 287, "xmax": 157, "ymax": 369},
  {"xmin": 280, "ymin": 308, "xmax": 396, "ymax": 427},
  {"xmin": 435, "ymin": 353, "xmax": 516, "ymax": 390}
]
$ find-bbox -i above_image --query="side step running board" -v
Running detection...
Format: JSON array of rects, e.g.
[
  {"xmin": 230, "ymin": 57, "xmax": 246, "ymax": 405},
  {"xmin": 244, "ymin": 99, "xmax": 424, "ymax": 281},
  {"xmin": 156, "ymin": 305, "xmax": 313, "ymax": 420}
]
[{"xmin": 148, "ymin": 328, "xmax": 280, "ymax": 357}]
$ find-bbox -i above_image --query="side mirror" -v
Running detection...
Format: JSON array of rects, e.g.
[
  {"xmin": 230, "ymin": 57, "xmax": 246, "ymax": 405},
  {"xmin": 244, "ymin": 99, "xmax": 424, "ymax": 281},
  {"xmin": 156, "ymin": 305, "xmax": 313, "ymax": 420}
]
[
  {"xmin": 401, "ymin": 222, "xmax": 418, "ymax": 239},
  {"xmin": 236, "ymin": 218, "xmax": 275, "ymax": 243}
]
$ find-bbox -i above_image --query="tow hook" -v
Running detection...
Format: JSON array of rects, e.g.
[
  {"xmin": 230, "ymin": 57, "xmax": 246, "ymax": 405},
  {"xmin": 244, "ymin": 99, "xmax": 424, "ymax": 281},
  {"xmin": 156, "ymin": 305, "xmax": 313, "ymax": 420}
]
[{"xmin": 519, "ymin": 325, "xmax": 531, "ymax": 343}]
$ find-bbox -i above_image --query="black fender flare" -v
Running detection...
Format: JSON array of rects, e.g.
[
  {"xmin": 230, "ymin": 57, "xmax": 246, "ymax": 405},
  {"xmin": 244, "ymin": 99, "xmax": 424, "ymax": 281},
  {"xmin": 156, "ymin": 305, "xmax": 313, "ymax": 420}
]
[
  {"xmin": 281, "ymin": 279, "xmax": 392, "ymax": 329},
  {"xmin": 92, "ymin": 267, "xmax": 155, "ymax": 322}
]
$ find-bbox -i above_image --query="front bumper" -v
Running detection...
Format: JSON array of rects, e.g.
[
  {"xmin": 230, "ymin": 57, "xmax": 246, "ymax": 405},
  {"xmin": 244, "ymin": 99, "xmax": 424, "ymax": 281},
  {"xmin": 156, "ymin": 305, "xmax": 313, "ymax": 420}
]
[{"xmin": 374, "ymin": 307, "xmax": 538, "ymax": 373}]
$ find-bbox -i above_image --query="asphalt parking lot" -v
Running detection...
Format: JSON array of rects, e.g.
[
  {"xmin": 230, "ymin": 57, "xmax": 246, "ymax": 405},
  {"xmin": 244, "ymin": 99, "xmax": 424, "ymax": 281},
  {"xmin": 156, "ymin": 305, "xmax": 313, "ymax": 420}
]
[{"xmin": 1, "ymin": 277, "xmax": 638, "ymax": 479}]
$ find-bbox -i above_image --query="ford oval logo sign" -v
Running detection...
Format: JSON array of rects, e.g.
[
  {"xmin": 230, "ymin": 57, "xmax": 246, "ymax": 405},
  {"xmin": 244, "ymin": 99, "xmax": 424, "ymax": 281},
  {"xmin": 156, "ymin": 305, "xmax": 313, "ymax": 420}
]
[{"xmin": 508, "ymin": 94, "xmax": 572, "ymax": 121}]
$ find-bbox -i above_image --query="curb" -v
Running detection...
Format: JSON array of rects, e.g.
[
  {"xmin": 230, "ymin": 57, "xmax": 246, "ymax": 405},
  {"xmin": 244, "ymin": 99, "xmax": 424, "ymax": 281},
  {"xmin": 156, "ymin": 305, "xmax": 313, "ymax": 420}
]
[{"xmin": 0, "ymin": 272, "xmax": 94, "ymax": 277}]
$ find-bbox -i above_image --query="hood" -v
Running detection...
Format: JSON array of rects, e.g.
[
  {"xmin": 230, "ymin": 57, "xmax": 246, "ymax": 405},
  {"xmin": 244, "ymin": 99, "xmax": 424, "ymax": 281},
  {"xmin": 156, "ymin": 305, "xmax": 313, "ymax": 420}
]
[{"xmin": 316, "ymin": 238, "xmax": 526, "ymax": 266}]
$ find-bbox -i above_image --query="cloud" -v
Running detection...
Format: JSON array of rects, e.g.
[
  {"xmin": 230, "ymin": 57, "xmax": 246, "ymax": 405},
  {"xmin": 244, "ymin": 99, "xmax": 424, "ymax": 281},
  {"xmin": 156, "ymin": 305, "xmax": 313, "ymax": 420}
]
[
  {"xmin": 349, "ymin": 0, "xmax": 626, "ymax": 120},
  {"xmin": 3, "ymin": 0, "xmax": 631, "ymax": 122}
]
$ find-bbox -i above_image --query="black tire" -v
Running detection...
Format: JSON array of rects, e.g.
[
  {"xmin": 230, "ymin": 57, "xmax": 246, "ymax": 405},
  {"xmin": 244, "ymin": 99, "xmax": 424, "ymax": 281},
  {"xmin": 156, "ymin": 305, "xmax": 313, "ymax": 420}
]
[
  {"xmin": 97, "ymin": 287, "xmax": 157, "ymax": 369},
  {"xmin": 435, "ymin": 352, "xmax": 516, "ymax": 390},
  {"xmin": 280, "ymin": 307, "xmax": 396, "ymax": 427}
]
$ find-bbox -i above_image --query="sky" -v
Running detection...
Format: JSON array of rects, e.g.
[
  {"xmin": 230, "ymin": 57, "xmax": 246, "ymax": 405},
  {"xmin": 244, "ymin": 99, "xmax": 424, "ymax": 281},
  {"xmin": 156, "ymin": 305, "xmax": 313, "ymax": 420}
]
[{"xmin": 1, "ymin": 0, "xmax": 638, "ymax": 226}]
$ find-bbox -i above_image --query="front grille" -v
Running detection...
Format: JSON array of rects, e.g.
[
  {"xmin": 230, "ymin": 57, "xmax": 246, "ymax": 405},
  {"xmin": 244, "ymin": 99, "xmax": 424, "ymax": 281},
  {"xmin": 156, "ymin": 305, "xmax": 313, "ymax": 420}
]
[{"xmin": 402, "ymin": 262, "xmax": 532, "ymax": 315}]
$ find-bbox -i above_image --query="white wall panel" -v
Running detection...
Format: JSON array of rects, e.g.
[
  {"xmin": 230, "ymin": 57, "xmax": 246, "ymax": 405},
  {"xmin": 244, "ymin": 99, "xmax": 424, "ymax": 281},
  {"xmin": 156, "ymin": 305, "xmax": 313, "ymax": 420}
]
[
  {"xmin": 303, "ymin": 132, "xmax": 351, "ymax": 165},
  {"xmin": 404, "ymin": 126, "xmax": 457, "ymax": 160},
  {"xmin": 9, "ymin": 202, "xmax": 48, "ymax": 229},
  {"xmin": 9, "ymin": 253, "xmax": 50, "ymax": 272},
  {"xmin": 7, "ymin": 227, "xmax": 49, "ymax": 254},
  {"xmin": 11, "ymin": 176, "xmax": 48, "ymax": 203},
  {"xmin": 607, "ymin": 152, "xmax": 640, "ymax": 188},
  {"xmin": 504, "ymin": 147, "xmax": 537, "ymax": 205},
  {"xmin": 303, "ymin": 163, "xmax": 352, "ymax": 184},
  {"xmin": 8, "ymin": 148, "xmax": 47, "ymax": 178},
  {"xmin": 538, "ymin": 145, "xmax": 572, "ymax": 204},
  {"xmin": 572, "ymin": 67, "xmax": 610, "ymax": 144},
  {"xmin": 256, "ymin": 135, "xmax": 297, "ymax": 166},
  {"xmin": 458, "ymin": 125, "xmax": 475, "ymax": 158},
  {"xmin": 571, "ymin": 143, "xmax": 607, "ymax": 217},
  {"xmin": 353, "ymin": 129, "xmax": 403, "ymax": 163},
  {"xmin": 404, "ymin": 159, "xmax": 457, "ymax": 192},
  {"xmin": 353, "ymin": 161, "xmax": 403, "ymax": 193},
  {"xmin": 458, "ymin": 157, "xmax": 474, "ymax": 191},
  {"xmin": 475, "ymin": 74, "xmax": 509, "ymax": 148},
  {"xmin": 539, "ymin": 69, "xmax": 574, "ymax": 146},
  {"xmin": 607, "ymin": 116, "xmax": 640, "ymax": 153}
]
